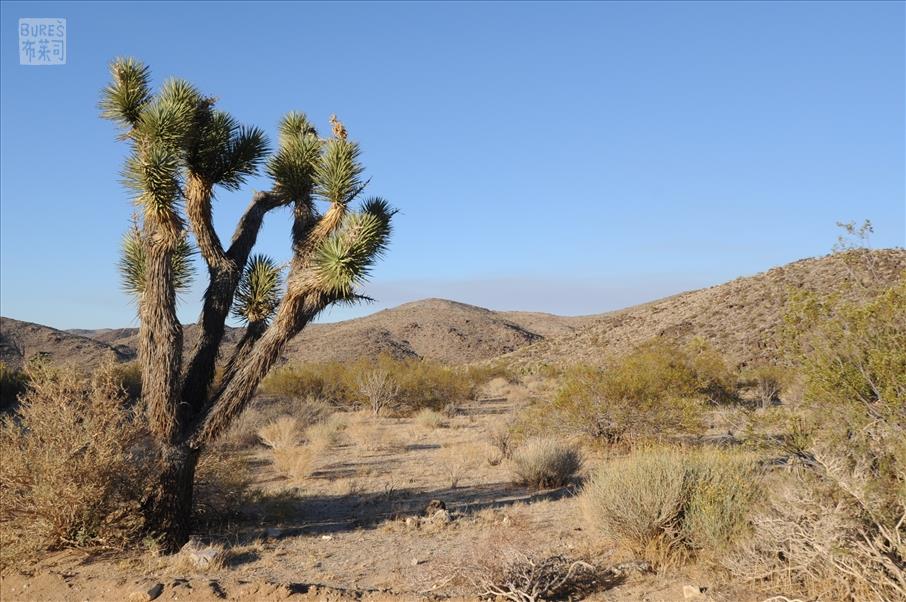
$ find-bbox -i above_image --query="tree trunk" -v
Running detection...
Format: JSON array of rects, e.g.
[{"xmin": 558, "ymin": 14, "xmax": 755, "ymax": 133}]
[{"xmin": 142, "ymin": 444, "xmax": 200, "ymax": 553}]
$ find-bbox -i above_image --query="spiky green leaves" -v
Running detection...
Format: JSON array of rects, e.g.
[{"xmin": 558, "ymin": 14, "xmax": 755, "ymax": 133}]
[
  {"xmin": 120, "ymin": 225, "xmax": 195, "ymax": 297},
  {"xmin": 187, "ymin": 111, "xmax": 269, "ymax": 190},
  {"xmin": 100, "ymin": 58, "xmax": 152, "ymax": 129},
  {"xmin": 232, "ymin": 255, "xmax": 283, "ymax": 324},
  {"xmin": 312, "ymin": 197, "xmax": 395, "ymax": 300},
  {"xmin": 267, "ymin": 112, "xmax": 322, "ymax": 204},
  {"xmin": 316, "ymin": 137, "xmax": 364, "ymax": 207}
]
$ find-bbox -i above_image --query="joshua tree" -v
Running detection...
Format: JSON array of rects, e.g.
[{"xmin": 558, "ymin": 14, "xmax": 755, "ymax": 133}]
[{"xmin": 101, "ymin": 58, "xmax": 394, "ymax": 550}]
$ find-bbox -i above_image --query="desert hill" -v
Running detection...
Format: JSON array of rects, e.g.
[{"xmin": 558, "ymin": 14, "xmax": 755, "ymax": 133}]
[
  {"xmin": 3, "ymin": 249, "xmax": 902, "ymax": 371},
  {"xmin": 504, "ymin": 248, "xmax": 906, "ymax": 370},
  {"xmin": 0, "ymin": 317, "xmax": 130, "ymax": 370},
  {"xmin": 62, "ymin": 299, "xmax": 589, "ymax": 366}
]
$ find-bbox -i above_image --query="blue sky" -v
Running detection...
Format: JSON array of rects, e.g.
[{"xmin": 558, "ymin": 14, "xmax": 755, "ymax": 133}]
[{"xmin": 1, "ymin": 1, "xmax": 904, "ymax": 329}]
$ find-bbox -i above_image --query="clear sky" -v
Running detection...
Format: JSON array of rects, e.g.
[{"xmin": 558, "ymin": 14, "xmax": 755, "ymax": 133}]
[{"xmin": 1, "ymin": 1, "xmax": 904, "ymax": 329}]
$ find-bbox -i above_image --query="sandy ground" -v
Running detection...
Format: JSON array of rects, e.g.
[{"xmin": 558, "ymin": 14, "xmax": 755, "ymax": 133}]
[{"xmin": 1, "ymin": 380, "xmax": 764, "ymax": 601}]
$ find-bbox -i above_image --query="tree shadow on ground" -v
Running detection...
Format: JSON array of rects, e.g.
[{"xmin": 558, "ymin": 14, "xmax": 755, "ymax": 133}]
[{"xmin": 225, "ymin": 481, "xmax": 574, "ymax": 540}]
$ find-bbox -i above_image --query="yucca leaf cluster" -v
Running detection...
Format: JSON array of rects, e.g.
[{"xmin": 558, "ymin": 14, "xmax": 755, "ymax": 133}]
[{"xmin": 101, "ymin": 57, "xmax": 394, "ymax": 311}]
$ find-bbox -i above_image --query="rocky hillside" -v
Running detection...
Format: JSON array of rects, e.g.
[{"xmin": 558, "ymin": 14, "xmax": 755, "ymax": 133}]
[
  {"xmin": 4, "ymin": 249, "xmax": 902, "ymax": 371},
  {"xmin": 281, "ymin": 299, "xmax": 590, "ymax": 364},
  {"xmin": 0, "ymin": 318, "xmax": 129, "ymax": 370},
  {"xmin": 504, "ymin": 249, "xmax": 906, "ymax": 370}
]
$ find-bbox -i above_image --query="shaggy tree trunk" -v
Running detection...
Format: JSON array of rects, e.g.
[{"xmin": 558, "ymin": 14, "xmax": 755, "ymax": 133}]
[{"xmin": 142, "ymin": 444, "xmax": 200, "ymax": 552}]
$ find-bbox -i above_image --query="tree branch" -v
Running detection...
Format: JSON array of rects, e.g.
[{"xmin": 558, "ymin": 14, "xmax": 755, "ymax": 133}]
[{"xmin": 178, "ymin": 190, "xmax": 286, "ymax": 427}]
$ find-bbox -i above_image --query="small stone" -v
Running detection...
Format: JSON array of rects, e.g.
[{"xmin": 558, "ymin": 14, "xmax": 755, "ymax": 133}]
[
  {"xmin": 320, "ymin": 534, "xmax": 333, "ymax": 541},
  {"xmin": 178, "ymin": 539, "xmax": 224, "ymax": 570},
  {"xmin": 128, "ymin": 582, "xmax": 164, "ymax": 601}
]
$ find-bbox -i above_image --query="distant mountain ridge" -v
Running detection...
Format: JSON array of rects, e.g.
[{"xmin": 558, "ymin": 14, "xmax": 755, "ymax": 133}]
[{"xmin": 2, "ymin": 249, "xmax": 903, "ymax": 371}]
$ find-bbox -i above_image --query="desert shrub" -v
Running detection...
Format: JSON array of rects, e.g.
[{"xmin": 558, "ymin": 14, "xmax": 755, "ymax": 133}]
[
  {"xmin": 581, "ymin": 446, "xmax": 760, "ymax": 565},
  {"xmin": 550, "ymin": 367, "xmax": 705, "ymax": 444},
  {"xmin": 0, "ymin": 362, "xmax": 29, "ymax": 410},
  {"xmin": 258, "ymin": 416, "xmax": 300, "ymax": 449},
  {"xmin": 414, "ymin": 407, "xmax": 447, "ymax": 429},
  {"xmin": 726, "ymin": 274, "xmax": 906, "ymax": 600},
  {"xmin": 536, "ymin": 339, "xmax": 736, "ymax": 445},
  {"xmin": 741, "ymin": 364, "xmax": 791, "ymax": 409},
  {"xmin": 464, "ymin": 362, "xmax": 517, "ymax": 397},
  {"xmin": 461, "ymin": 531, "xmax": 600, "ymax": 602},
  {"xmin": 193, "ymin": 448, "xmax": 253, "ymax": 524},
  {"xmin": 511, "ymin": 437, "xmax": 582, "ymax": 489},
  {"xmin": 488, "ymin": 418, "xmax": 515, "ymax": 459},
  {"xmin": 0, "ymin": 365, "xmax": 154, "ymax": 566},
  {"xmin": 356, "ymin": 368, "xmax": 400, "ymax": 416},
  {"xmin": 108, "ymin": 361, "xmax": 142, "ymax": 401},
  {"xmin": 380, "ymin": 358, "xmax": 472, "ymax": 412},
  {"xmin": 260, "ymin": 355, "xmax": 476, "ymax": 414},
  {"xmin": 260, "ymin": 361, "xmax": 353, "ymax": 403}
]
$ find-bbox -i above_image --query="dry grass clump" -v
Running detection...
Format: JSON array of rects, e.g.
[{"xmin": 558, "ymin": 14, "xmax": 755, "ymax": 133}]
[
  {"xmin": 258, "ymin": 416, "xmax": 300, "ymax": 449},
  {"xmin": 414, "ymin": 407, "xmax": 447, "ymax": 429},
  {"xmin": 511, "ymin": 437, "xmax": 582, "ymax": 489},
  {"xmin": 0, "ymin": 365, "xmax": 154, "ymax": 566},
  {"xmin": 439, "ymin": 444, "xmax": 479, "ymax": 488},
  {"xmin": 170, "ymin": 539, "xmax": 228, "ymax": 572},
  {"xmin": 304, "ymin": 412, "xmax": 347, "ymax": 448},
  {"xmin": 581, "ymin": 445, "xmax": 759, "ymax": 566},
  {"xmin": 271, "ymin": 446, "xmax": 316, "ymax": 481}
]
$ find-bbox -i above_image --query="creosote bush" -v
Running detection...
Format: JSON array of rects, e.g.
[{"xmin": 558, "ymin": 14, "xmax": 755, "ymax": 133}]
[
  {"xmin": 511, "ymin": 437, "xmax": 582, "ymax": 489},
  {"xmin": 581, "ymin": 446, "xmax": 760, "ymax": 566},
  {"xmin": 528, "ymin": 338, "xmax": 729, "ymax": 445},
  {"xmin": 260, "ymin": 354, "xmax": 495, "ymax": 414}
]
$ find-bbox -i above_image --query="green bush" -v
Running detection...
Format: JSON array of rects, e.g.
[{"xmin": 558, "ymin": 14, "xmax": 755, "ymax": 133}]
[
  {"xmin": 531, "ymin": 338, "xmax": 738, "ymax": 445},
  {"xmin": 581, "ymin": 446, "xmax": 760, "ymax": 565}
]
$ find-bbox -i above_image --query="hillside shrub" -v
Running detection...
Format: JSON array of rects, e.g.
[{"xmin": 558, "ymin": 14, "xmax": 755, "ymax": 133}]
[{"xmin": 726, "ymin": 274, "xmax": 906, "ymax": 601}]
